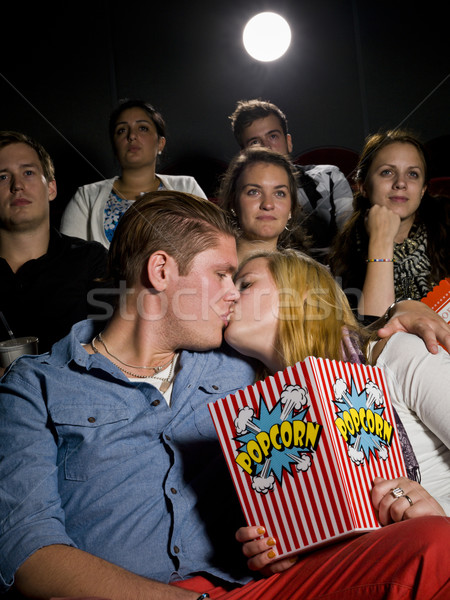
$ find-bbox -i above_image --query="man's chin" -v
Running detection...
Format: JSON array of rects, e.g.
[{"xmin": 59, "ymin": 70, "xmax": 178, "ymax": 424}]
[{"xmin": 183, "ymin": 333, "xmax": 225, "ymax": 353}]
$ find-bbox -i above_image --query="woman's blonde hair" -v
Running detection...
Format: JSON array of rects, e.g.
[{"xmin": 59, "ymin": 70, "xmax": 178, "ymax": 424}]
[{"xmin": 239, "ymin": 249, "xmax": 368, "ymax": 370}]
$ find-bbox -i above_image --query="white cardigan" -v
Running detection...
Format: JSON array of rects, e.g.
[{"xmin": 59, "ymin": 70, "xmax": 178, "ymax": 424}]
[
  {"xmin": 373, "ymin": 332, "xmax": 450, "ymax": 515},
  {"xmin": 60, "ymin": 175, "xmax": 208, "ymax": 248}
]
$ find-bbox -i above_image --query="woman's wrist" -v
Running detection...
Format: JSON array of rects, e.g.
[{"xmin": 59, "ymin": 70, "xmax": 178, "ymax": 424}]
[{"xmin": 367, "ymin": 237, "xmax": 395, "ymax": 255}]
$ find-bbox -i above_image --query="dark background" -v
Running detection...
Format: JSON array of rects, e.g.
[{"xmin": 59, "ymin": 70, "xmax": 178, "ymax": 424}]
[{"xmin": 2, "ymin": 0, "xmax": 449, "ymax": 225}]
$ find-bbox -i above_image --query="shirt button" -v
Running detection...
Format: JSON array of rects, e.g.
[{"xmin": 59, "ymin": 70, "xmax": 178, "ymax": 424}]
[
  {"xmin": 173, "ymin": 546, "xmax": 180, "ymax": 554},
  {"xmin": 87, "ymin": 417, "xmax": 96, "ymax": 423},
  {"xmin": 212, "ymin": 385, "xmax": 219, "ymax": 390},
  {"xmin": 171, "ymin": 488, "xmax": 177, "ymax": 494},
  {"xmin": 151, "ymin": 399, "xmax": 160, "ymax": 406}
]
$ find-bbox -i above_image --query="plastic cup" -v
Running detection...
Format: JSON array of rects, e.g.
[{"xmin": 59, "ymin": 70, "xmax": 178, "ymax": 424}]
[{"xmin": 0, "ymin": 336, "xmax": 39, "ymax": 368}]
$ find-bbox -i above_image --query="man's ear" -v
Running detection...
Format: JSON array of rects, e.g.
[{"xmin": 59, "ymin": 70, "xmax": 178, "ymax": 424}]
[
  {"xmin": 286, "ymin": 133, "xmax": 293, "ymax": 154},
  {"xmin": 146, "ymin": 251, "xmax": 176, "ymax": 291},
  {"xmin": 48, "ymin": 179, "xmax": 57, "ymax": 202}
]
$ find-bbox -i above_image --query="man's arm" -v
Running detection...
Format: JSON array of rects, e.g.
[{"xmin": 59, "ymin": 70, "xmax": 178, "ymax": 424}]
[
  {"xmin": 14, "ymin": 545, "xmax": 198, "ymax": 600},
  {"xmin": 0, "ymin": 373, "xmax": 196, "ymax": 600},
  {"xmin": 376, "ymin": 299, "xmax": 450, "ymax": 354},
  {"xmin": 327, "ymin": 167, "xmax": 353, "ymax": 230},
  {"xmin": 0, "ymin": 368, "xmax": 194, "ymax": 600}
]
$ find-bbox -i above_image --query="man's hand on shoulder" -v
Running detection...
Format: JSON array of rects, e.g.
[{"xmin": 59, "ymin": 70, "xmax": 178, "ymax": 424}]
[{"xmin": 377, "ymin": 299, "xmax": 450, "ymax": 354}]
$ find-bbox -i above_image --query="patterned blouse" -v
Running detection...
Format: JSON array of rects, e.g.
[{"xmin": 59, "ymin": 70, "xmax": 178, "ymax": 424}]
[
  {"xmin": 104, "ymin": 184, "xmax": 164, "ymax": 243},
  {"xmin": 393, "ymin": 223, "xmax": 434, "ymax": 300}
]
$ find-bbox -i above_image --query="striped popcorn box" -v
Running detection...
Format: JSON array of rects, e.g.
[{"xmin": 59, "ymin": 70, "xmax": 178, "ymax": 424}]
[{"xmin": 208, "ymin": 357, "xmax": 407, "ymax": 558}]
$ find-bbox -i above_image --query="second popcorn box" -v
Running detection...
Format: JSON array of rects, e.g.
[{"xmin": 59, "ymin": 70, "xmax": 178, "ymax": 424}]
[{"xmin": 208, "ymin": 357, "xmax": 407, "ymax": 558}]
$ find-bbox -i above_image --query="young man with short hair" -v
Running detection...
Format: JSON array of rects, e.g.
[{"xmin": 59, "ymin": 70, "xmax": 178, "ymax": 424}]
[
  {"xmin": 0, "ymin": 131, "xmax": 108, "ymax": 354},
  {"xmin": 229, "ymin": 99, "xmax": 354, "ymax": 260}
]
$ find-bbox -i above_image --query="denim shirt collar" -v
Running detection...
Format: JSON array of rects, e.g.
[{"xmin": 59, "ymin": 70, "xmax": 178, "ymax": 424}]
[
  {"xmin": 45, "ymin": 319, "xmax": 256, "ymax": 394},
  {"xmin": 45, "ymin": 319, "xmax": 120, "ymax": 375}
]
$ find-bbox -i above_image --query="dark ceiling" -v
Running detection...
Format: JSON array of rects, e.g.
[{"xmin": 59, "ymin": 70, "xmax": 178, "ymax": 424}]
[{"xmin": 2, "ymin": 0, "xmax": 449, "ymax": 219}]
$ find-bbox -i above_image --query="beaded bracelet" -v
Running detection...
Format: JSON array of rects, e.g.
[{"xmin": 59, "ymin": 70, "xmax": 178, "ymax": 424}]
[
  {"xmin": 366, "ymin": 258, "xmax": 395, "ymax": 263},
  {"xmin": 197, "ymin": 594, "xmax": 210, "ymax": 600}
]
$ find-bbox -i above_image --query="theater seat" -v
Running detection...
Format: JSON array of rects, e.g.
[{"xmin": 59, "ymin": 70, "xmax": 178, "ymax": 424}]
[{"xmin": 428, "ymin": 177, "xmax": 450, "ymax": 197}]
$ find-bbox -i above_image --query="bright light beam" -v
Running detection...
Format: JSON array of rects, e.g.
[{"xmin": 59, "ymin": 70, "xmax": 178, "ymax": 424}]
[{"xmin": 243, "ymin": 12, "xmax": 291, "ymax": 62}]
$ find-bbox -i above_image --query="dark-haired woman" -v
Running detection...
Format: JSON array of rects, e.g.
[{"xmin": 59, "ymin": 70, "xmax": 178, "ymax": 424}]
[
  {"xmin": 60, "ymin": 99, "xmax": 207, "ymax": 248},
  {"xmin": 218, "ymin": 147, "xmax": 310, "ymax": 264},
  {"xmin": 329, "ymin": 129, "xmax": 449, "ymax": 321}
]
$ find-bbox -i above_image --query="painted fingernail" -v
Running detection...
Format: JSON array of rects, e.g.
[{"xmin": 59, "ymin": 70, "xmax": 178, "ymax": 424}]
[
  {"xmin": 266, "ymin": 537, "xmax": 276, "ymax": 547},
  {"xmin": 267, "ymin": 550, "xmax": 276, "ymax": 559},
  {"xmin": 257, "ymin": 526, "xmax": 265, "ymax": 535}
]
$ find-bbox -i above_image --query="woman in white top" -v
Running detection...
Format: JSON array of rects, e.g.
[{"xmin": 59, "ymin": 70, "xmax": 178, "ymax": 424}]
[
  {"xmin": 223, "ymin": 248, "xmax": 449, "ymax": 572},
  {"xmin": 60, "ymin": 99, "xmax": 207, "ymax": 248}
]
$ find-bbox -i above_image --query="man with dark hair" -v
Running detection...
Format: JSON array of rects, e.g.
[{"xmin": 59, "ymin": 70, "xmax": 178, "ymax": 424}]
[
  {"xmin": 0, "ymin": 191, "xmax": 449, "ymax": 600},
  {"xmin": 229, "ymin": 99, "xmax": 354, "ymax": 260},
  {"xmin": 0, "ymin": 131, "xmax": 108, "ymax": 355}
]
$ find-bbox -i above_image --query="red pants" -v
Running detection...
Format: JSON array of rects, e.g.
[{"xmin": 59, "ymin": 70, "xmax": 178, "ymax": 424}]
[{"xmin": 173, "ymin": 516, "xmax": 450, "ymax": 600}]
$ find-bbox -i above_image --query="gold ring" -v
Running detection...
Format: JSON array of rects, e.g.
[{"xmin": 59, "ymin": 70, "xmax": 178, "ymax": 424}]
[
  {"xmin": 404, "ymin": 494, "xmax": 413, "ymax": 507},
  {"xmin": 391, "ymin": 487, "xmax": 405, "ymax": 499}
]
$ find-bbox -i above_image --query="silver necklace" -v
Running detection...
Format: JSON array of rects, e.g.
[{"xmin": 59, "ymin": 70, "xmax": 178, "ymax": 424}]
[
  {"xmin": 148, "ymin": 358, "xmax": 177, "ymax": 393},
  {"xmin": 91, "ymin": 336, "xmax": 177, "ymax": 389},
  {"xmin": 115, "ymin": 177, "xmax": 160, "ymax": 199},
  {"xmin": 97, "ymin": 332, "xmax": 173, "ymax": 372}
]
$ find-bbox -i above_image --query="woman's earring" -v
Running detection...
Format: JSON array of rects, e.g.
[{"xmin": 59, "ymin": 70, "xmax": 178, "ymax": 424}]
[
  {"xmin": 285, "ymin": 213, "xmax": 292, "ymax": 231},
  {"xmin": 230, "ymin": 208, "xmax": 240, "ymax": 230}
]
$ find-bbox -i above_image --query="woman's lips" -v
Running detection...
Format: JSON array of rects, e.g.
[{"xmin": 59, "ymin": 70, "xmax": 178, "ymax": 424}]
[{"xmin": 222, "ymin": 310, "xmax": 235, "ymax": 326}]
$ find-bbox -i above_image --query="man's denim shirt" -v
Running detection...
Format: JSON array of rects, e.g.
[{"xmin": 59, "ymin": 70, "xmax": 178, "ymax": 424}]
[{"xmin": 0, "ymin": 320, "xmax": 257, "ymax": 592}]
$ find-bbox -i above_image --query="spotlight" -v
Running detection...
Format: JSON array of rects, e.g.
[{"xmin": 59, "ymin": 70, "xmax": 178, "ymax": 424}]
[{"xmin": 243, "ymin": 12, "xmax": 291, "ymax": 62}]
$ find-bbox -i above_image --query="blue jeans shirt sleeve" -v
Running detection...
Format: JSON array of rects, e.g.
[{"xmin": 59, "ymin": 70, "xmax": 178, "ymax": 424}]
[{"xmin": 0, "ymin": 368, "xmax": 77, "ymax": 590}]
